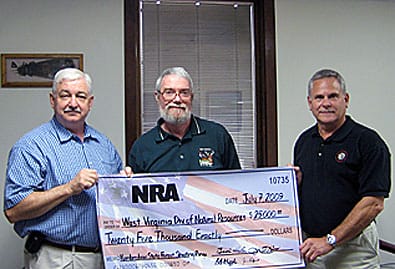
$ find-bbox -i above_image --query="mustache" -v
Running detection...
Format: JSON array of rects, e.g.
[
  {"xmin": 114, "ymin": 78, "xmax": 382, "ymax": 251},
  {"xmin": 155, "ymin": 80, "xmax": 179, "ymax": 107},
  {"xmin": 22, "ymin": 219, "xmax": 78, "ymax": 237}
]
[
  {"xmin": 64, "ymin": 106, "xmax": 81, "ymax": 113},
  {"xmin": 165, "ymin": 103, "xmax": 187, "ymax": 110}
]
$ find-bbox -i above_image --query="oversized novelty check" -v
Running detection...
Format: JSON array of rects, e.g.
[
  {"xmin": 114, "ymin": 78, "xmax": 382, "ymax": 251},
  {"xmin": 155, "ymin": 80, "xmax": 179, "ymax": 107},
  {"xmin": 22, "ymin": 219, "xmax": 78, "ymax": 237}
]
[{"xmin": 96, "ymin": 167, "xmax": 305, "ymax": 269}]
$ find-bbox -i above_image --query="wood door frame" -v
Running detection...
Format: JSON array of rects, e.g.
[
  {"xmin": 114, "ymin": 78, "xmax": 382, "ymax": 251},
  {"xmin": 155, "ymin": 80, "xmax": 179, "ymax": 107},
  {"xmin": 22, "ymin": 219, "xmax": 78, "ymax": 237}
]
[{"xmin": 124, "ymin": 0, "xmax": 277, "ymax": 167}]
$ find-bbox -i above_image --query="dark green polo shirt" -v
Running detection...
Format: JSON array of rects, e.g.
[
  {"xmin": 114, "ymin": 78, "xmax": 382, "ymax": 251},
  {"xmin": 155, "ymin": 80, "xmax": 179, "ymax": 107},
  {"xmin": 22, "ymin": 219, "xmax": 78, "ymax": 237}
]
[
  {"xmin": 294, "ymin": 116, "xmax": 391, "ymax": 237},
  {"xmin": 128, "ymin": 115, "xmax": 241, "ymax": 173}
]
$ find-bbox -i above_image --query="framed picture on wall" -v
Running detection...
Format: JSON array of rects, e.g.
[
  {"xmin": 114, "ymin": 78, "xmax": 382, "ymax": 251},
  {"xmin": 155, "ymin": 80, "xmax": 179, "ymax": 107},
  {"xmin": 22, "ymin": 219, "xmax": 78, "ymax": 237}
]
[{"xmin": 1, "ymin": 53, "xmax": 83, "ymax": 87}]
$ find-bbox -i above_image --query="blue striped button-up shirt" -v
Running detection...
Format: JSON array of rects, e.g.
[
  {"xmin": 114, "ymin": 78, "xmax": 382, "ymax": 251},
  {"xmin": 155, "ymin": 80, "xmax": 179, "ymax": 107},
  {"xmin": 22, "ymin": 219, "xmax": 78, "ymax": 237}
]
[{"xmin": 4, "ymin": 117, "xmax": 123, "ymax": 248}]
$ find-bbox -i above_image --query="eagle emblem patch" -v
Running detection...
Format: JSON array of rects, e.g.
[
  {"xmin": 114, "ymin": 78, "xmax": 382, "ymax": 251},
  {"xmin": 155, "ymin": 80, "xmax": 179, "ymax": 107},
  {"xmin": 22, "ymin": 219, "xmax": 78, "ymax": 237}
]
[
  {"xmin": 335, "ymin": 150, "xmax": 348, "ymax": 163},
  {"xmin": 198, "ymin": 148, "xmax": 215, "ymax": 167}
]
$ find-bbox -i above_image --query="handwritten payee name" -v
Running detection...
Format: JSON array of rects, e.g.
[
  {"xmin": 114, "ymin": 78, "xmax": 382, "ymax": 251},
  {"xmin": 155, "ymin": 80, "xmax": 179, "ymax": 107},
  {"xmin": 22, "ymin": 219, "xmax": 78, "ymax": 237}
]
[{"xmin": 121, "ymin": 212, "xmax": 246, "ymax": 228}]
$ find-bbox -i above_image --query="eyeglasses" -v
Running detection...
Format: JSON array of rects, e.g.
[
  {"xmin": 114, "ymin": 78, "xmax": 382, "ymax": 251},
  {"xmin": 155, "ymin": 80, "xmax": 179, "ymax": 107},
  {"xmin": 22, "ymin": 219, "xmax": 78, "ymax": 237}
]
[{"xmin": 159, "ymin": 89, "xmax": 192, "ymax": 100}]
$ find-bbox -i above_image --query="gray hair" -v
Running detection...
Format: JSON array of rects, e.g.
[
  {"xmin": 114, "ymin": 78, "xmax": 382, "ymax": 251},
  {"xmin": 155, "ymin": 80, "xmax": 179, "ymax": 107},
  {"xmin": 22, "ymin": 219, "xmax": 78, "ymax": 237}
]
[
  {"xmin": 308, "ymin": 69, "xmax": 346, "ymax": 96},
  {"xmin": 52, "ymin": 68, "xmax": 92, "ymax": 94},
  {"xmin": 155, "ymin": 67, "xmax": 193, "ymax": 92}
]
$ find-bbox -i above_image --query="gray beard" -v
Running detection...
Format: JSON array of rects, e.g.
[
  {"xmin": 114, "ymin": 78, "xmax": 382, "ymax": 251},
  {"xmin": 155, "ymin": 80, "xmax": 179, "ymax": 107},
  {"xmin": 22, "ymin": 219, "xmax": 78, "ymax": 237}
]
[{"xmin": 160, "ymin": 107, "xmax": 191, "ymax": 125}]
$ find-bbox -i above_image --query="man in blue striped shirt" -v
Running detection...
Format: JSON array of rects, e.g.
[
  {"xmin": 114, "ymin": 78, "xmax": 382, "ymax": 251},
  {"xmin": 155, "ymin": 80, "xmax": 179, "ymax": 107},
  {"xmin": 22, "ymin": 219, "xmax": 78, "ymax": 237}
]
[{"xmin": 3, "ymin": 68, "xmax": 130, "ymax": 269}]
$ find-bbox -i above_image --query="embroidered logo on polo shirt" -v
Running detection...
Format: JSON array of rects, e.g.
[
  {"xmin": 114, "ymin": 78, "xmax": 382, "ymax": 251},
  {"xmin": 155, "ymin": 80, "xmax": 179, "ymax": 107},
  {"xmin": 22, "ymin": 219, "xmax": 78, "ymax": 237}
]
[
  {"xmin": 198, "ymin": 148, "xmax": 215, "ymax": 167},
  {"xmin": 335, "ymin": 150, "xmax": 348, "ymax": 163}
]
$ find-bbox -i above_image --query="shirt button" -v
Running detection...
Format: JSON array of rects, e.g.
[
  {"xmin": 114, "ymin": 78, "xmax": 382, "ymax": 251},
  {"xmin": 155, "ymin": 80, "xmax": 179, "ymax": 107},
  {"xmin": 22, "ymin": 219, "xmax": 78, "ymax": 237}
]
[{"xmin": 179, "ymin": 154, "xmax": 184, "ymax": 159}]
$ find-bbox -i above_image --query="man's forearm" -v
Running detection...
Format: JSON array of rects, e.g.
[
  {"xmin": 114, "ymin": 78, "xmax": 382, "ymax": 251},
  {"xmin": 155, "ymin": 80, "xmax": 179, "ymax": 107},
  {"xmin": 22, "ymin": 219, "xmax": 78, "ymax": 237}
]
[
  {"xmin": 331, "ymin": 196, "xmax": 384, "ymax": 245},
  {"xmin": 5, "ymin": 184, "xmax": 73, "ymax": 223}
]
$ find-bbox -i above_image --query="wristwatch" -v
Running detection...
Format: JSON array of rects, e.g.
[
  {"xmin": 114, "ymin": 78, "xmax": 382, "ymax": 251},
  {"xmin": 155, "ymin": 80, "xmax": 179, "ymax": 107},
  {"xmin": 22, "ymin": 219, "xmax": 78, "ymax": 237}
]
[{"xmin": 326, "ymin": 234, "xmax": 336, "ymax": 247}]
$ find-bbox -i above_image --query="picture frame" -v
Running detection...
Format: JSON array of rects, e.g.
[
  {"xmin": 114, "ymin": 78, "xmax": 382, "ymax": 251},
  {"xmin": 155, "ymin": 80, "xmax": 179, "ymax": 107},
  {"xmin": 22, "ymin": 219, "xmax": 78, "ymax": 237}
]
[{"xmin": 1, "ymin": 53, "xmax": 83, "ymax": 87}]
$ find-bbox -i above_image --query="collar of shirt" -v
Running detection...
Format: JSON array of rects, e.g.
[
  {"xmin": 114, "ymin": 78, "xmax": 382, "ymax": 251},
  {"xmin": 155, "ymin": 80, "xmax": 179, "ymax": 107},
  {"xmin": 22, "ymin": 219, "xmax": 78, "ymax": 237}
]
[
  {"xmin": 50, "ymin": 116, "xmax": 98, "ymax": 143},
  {"xmin": 155, "ymin": 114, "xmax": 206, "ymax": 142},
  {"xmin": 312, "ymin": 115, "xmax": 354, "ymax": 143}
]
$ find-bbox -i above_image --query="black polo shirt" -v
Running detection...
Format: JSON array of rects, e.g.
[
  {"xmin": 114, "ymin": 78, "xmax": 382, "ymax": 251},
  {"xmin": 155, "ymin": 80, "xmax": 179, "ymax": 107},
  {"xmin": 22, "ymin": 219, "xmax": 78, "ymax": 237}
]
[
  {"xmin": 128, "ymin": 115, "xmax": 241, "ymax": 173},
  {"xmin": 294, "ymin": 116, "xmax": 391, "ymax": 237}
]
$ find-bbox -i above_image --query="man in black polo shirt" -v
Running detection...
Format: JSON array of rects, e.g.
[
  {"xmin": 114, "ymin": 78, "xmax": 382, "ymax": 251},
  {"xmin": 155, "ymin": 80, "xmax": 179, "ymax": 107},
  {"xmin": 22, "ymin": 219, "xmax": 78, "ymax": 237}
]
[
  {"xmin": 293, "ymin": 69, "xmax": 391, "ymax": 268},
  {"xmin": 128, "ymin": 66, "xmax": 241, "ymax": 173}
]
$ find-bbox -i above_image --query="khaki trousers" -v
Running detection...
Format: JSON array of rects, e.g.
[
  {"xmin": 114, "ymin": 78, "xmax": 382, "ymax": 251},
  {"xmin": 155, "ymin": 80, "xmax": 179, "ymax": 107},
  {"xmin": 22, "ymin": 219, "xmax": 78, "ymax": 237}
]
[
  {"xmin": 24, "ymin": 244, "xmax": 104, "ymax": 269},
  {"xmin": 304, "ymin": 221, "xmax": 380, "ymax": 269}
]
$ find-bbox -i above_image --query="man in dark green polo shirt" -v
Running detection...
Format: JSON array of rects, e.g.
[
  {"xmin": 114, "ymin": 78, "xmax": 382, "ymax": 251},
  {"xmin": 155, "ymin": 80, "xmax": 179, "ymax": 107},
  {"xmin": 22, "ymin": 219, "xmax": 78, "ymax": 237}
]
[{"xmin": 128, "ymin": 66, "xmax": 241, "ymax": 173}]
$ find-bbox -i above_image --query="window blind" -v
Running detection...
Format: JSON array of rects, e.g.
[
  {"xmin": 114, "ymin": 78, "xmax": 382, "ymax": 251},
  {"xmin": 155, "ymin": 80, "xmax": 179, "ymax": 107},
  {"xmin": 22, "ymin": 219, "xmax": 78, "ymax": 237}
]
[{"xmin": 140, "ymin": 0, "xmax": 256, "ymax": 168}]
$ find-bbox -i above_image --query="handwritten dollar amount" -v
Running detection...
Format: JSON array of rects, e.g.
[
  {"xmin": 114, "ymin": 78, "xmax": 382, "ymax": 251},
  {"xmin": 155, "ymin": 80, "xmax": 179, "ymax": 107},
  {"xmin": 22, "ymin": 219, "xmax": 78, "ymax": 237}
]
[{"xmin": 249, "ymin": 209, "xmax": 283, "ymax": 220}]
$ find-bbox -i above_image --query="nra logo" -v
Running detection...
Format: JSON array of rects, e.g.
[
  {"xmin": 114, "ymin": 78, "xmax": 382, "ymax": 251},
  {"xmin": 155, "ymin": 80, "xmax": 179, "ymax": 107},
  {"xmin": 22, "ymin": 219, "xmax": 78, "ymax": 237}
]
[{"xmin": 131, "ymin": 183, "xmax": 180, "ymax": 203}]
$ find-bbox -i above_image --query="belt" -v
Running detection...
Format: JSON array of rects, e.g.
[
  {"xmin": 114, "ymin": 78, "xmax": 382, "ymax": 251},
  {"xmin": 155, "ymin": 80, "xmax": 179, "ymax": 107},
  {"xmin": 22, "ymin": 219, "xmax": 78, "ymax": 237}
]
[{"xmin": 43, "ymin": 239, "xmax": 101, "ymax": 253}]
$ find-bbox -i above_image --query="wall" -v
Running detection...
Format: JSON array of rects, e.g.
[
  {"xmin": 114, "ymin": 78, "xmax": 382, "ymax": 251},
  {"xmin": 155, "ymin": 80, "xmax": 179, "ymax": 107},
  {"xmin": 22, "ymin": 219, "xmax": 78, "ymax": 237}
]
[
  {"xmin": 0, "ymin": 0, "xmax": 124, "ymax": 267},
  {"xmin": 276, "ymin": 0, "xmax": 395, "ymax": 264}
]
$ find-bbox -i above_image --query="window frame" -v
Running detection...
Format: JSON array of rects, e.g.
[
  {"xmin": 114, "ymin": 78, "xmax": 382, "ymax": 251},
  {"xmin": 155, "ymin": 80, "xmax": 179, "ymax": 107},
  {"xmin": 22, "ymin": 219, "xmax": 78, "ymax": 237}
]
[{"xmin": 124, "ymin": 0, "xmax": 277, "ymax": 167}]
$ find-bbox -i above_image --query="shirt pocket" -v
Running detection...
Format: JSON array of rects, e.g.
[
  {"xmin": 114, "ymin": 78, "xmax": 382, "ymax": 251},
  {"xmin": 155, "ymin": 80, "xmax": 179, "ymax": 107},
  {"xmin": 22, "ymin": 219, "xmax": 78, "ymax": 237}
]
[{"xmin": 99, "ymin": 159, "xmax": 120, "ymax": 175}]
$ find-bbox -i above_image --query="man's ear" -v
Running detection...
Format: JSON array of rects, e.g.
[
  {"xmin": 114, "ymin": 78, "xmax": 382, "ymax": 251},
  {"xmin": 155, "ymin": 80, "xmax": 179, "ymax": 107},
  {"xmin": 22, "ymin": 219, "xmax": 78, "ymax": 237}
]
[
  {"xmin": 154, "ymin": 91, "xmax": 160, "ymax": 102},
  {"xmin": 88, "ymin": 95, "xmax": 94, "ymax": 111},
  {"xmin": 307, "ymin": 95, "xmax": 312, "ymax": 111},
  {"xmin": 344, "ymin": 93, "xmax": 350, "ymax": 108},
  {"xmin": 49, "ymin": 92, "xmax": 55, "ymax": 109}
]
